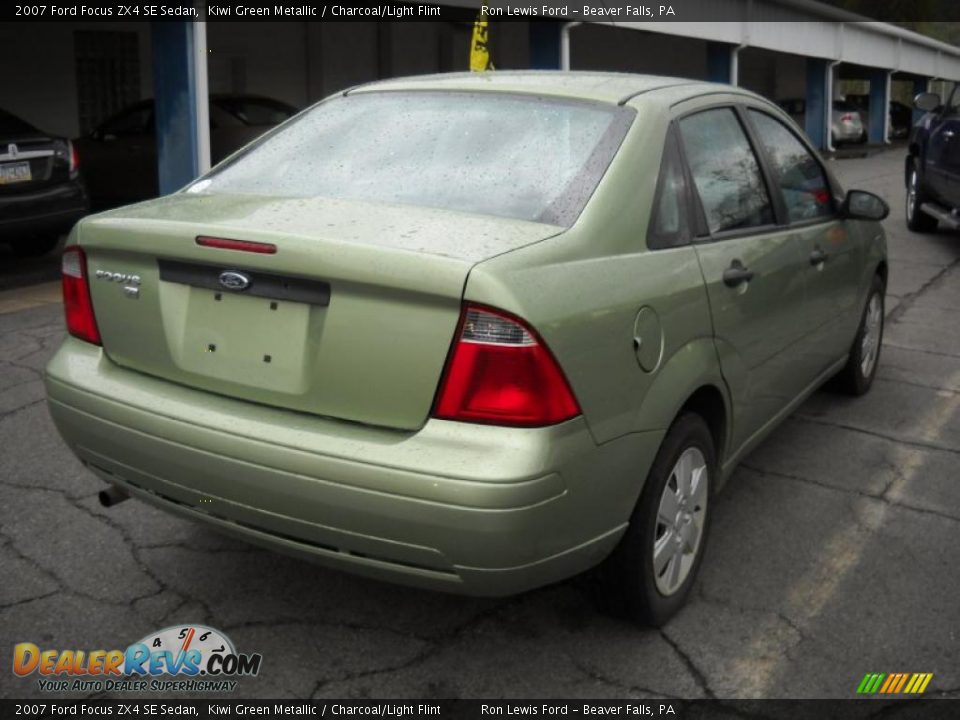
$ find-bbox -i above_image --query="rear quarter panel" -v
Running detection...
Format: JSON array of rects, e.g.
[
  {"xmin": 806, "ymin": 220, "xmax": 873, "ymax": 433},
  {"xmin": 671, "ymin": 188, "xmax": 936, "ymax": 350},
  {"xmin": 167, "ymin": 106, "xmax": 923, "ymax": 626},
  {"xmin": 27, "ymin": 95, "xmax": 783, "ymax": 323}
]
[{"xmin": 465, "ymin": 97, "xmax": 722, "ymax": 448}]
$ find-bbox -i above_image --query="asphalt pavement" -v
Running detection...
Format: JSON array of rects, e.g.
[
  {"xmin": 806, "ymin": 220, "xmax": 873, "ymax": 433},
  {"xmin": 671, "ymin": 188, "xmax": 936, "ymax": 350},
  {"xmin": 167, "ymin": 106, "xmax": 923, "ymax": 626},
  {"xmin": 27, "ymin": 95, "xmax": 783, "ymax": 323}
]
[
  {"xmin": 0, "ymin": 236, "xmax": 64, "ymax": 292},
  {"xmin": 1, "ymin": 148, "xmax": 958, "ymax": 700}
]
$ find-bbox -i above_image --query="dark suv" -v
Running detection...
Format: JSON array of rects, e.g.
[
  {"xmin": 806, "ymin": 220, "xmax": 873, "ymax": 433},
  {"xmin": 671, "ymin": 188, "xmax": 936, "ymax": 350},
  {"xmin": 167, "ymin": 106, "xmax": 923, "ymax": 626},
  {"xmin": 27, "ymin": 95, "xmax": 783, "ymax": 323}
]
[{"xmin": 905, "ymin": 86, "xmax": 960, "ymax": 232}]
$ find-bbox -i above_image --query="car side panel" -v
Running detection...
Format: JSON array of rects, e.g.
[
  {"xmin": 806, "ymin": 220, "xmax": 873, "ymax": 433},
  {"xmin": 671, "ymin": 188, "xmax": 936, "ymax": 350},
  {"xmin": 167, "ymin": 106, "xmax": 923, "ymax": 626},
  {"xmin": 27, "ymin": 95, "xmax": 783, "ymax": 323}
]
[
  {"xmin": 924, "ymin": 112, "xmax": 960, "ymax": 205},
  {"xmin": 693, "ymin": 231, "xmax": 810, "ymax": 455}
]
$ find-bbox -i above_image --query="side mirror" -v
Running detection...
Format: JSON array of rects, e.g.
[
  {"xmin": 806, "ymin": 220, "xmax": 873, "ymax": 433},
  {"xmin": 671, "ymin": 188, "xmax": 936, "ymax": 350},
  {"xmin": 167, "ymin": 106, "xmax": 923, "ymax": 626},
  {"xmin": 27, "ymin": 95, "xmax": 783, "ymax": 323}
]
[
  {"xmin": 841, "ymin": 190, "xmax": 889, "ymax": 221},
  {"xmin": 914, "ymin": 92, "xmax": 940, "ymax": 112}
]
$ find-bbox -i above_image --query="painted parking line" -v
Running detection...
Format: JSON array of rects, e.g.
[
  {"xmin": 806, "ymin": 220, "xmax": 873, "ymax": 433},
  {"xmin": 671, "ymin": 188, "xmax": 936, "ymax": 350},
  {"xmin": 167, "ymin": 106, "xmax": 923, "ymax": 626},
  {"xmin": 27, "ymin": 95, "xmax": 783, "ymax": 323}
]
[
  {"xmin": 729, "ymin": 361, "xmax": 960, "ymax": 696},
  {"xmin": 0, "ymin": 281, "xmax": 61, "ymax": 315}
]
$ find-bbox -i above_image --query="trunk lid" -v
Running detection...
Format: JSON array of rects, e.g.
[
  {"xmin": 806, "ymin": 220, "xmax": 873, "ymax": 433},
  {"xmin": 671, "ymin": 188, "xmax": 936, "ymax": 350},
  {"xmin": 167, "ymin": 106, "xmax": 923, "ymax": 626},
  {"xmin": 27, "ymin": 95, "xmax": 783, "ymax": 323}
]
[{"xmin": 79, "ymin": 193, "xmax": 562, "ymax": 430}]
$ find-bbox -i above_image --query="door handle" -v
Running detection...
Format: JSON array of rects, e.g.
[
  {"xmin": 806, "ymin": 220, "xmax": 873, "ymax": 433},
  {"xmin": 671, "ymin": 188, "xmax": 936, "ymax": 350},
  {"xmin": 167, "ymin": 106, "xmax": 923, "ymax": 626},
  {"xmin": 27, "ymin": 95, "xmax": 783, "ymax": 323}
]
[
  {"xmin": 943, "ymin": 130, "xmax": 956, "ymax": 141},
  {"xmin": 809, "ymin": 248, "xmax": 829, "ymax": 265},
  {"xmin": 722, "ymin": 260, "xmax": 754, "ymax": 287}
]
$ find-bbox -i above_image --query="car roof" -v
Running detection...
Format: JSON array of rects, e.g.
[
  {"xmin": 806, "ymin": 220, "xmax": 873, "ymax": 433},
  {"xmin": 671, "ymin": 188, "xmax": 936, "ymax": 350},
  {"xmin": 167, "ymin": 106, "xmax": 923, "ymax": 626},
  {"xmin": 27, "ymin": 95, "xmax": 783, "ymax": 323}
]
[{"xmin": 347, "ymin": 71, "xmax": 767, "ymax": 107}]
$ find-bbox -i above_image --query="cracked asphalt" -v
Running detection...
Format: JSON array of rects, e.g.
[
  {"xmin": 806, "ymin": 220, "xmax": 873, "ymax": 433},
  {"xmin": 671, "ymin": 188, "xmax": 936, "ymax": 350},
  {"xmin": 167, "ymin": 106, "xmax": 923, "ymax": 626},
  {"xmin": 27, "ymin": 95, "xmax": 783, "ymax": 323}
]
[{"xmin": 1, "ymin": 149, "xmax": 958, "ymax": 701}]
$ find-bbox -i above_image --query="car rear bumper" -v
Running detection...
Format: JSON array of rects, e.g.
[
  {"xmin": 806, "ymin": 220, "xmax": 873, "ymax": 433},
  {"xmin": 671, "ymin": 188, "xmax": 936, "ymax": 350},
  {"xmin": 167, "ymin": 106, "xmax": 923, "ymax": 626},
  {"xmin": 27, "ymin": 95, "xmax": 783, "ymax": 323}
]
[
  {"xmin": 832, "ymin": 124, "xmax": 864, "ymax": 142},
  {"xmin": 0, "ymin": 179, "xmax": 88, "ymax": 238},
  {"xmin": 45, "ymin": 338, "xmax": 662, "ymax": 596}
]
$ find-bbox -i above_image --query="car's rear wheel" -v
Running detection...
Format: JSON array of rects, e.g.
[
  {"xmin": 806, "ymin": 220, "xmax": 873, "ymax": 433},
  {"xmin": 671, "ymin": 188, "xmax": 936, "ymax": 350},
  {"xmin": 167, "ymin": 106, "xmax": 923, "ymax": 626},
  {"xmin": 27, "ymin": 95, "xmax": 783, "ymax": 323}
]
[
  {"xmin": 834, "ymin": 274, "xmax": 885, "ymax": 396},
  {"xmin": 906, "ymin": 164, "xmax": 938, "ymax": 233},
  {"xmin": 596, "ymin": 413, "xmax": 715, "ymax": 626},
  {"xmin": 9, "ymin": 235, "xmax": 61, "ymax": 258}
]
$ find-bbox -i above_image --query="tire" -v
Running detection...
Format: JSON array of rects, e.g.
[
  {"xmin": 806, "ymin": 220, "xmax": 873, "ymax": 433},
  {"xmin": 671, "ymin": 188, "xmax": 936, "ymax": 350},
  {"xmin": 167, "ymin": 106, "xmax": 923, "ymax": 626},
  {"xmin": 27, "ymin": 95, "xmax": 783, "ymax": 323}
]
[
  {"xmin": 906, "ymin": 163, "xmax": 938, "ymax": 233},
  {"xmin": 834, "ymin": 274, "xmax": 885, "ymax": 396},
  {"xmin": 9, "ymin": 235, "xmax": 61, "ymax": 258},
  {"xmin": 595, "ymin": 413, "xmax": 715, "ymax": 626}
]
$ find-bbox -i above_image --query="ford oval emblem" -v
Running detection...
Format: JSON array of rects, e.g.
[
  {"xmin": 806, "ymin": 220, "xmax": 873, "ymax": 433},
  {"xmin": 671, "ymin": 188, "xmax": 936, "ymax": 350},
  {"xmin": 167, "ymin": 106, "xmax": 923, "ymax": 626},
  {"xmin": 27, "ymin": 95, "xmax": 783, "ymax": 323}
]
[{"xmin": 218, "ymin": 271, "xmax": 251, "ymax": 291}]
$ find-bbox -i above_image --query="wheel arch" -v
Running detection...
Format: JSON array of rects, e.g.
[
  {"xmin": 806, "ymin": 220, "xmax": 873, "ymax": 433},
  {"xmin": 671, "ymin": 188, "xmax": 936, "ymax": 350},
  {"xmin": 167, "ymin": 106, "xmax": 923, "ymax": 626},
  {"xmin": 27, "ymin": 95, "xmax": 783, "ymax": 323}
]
[
  {"xmin": 675, "ymin": 385, "xmax": 728, "ymax": 469},
  {"xmin": 632, "ymin": 338, "xmax": 732, "ymax": 468},
  {"xmin": 876, "ymin": 259, "xmax": 888, "ymax": 287}
]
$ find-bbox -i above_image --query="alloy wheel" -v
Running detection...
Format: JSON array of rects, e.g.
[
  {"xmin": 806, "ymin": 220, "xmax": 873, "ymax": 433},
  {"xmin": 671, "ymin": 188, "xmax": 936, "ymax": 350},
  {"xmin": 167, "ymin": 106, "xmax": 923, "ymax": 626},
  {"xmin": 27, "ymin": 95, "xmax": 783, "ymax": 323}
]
[
  {"xmin": 653, "ymin": 447, "xmax": 708, "ymax": 596},
  {"xmin": 906, "ymin": 170, "xmax": 917, "ymax": 220},
  {"xmin": 860, "ymin": 292, "xmax": 883, "ymax": 378}
]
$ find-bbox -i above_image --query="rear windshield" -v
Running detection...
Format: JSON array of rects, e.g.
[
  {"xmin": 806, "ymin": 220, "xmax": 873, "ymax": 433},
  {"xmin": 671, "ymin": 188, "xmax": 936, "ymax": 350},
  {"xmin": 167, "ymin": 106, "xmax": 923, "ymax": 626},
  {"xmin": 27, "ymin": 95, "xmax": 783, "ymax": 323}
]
[
  {"xmin": 193, "ymin": 91, "xmax": 632, "ymax": 226},
  {"xmin": 0, "ymin": 108, "xmax": 39, "ymax": 136}
]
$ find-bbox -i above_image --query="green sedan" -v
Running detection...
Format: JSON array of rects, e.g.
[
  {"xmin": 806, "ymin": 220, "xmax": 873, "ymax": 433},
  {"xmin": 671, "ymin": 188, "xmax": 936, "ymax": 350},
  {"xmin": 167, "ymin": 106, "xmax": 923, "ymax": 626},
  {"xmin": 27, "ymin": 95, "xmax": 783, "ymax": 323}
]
[{"xmin": 45, "ymin": 72, "xmax": 889, "ymax": 626}]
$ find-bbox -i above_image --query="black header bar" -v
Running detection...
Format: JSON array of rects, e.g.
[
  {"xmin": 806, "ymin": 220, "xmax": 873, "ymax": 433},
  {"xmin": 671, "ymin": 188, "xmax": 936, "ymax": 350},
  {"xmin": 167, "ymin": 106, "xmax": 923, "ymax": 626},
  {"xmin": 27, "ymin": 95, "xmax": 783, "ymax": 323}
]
[
  {"xmin": 3, "ymin": 699, "xmax": 960, "ymax": 719},
  {"xmin": 5, "ymin": 0, "xmax": 960, "ymax": 23}
]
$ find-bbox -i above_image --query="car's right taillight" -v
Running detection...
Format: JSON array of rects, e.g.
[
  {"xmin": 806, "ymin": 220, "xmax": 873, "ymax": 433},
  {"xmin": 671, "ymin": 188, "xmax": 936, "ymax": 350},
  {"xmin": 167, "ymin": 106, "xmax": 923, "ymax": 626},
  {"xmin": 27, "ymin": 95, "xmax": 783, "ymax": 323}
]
[
  {"xmin": 433, "ymin": 303, "xmax": 580, "ymax": 427},
  {"xmin": 62, "ymin": 246, "xmax": 101, "ymax": 345},
  {"xmin": 67, "ymin": 140, "xmax": 79, "ymax": 175}
]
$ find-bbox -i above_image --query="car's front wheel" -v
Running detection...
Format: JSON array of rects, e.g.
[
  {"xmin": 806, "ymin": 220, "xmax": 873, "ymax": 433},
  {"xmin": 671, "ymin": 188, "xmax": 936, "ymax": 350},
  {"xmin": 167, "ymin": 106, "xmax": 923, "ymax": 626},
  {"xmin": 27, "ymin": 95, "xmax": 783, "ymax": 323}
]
[
  {"xmin": 834, "ymin": 274, "xmax": 885, "ymax": 396},
  {"xmin": 906, "ymin": 163, "xmax": 938, "ymax": 233},
  {"xmin": 596, "ymin": 413, "xmax": 715, "ymax": 626}
]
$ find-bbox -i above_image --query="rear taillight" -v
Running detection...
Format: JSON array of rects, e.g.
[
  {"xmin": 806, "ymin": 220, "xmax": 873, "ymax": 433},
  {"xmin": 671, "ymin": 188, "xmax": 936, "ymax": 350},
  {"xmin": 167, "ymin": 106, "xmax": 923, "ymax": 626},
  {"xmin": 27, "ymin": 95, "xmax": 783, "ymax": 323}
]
[
  {"xmin": 62, "ymin": 246, "xmax": 101, "ymax": 345},
  {"xmin": 433, "ymin": 304, "xmax": 580, "ymax": 427},
  {"xmin": 68, "ymin": 140, "xmax": 79, "ymax": 174}
]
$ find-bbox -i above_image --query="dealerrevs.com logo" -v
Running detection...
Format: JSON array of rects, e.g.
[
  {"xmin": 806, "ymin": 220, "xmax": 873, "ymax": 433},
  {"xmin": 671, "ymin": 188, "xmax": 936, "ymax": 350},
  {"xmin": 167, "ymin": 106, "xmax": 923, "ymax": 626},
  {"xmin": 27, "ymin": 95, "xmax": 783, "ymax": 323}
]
[{"xmin": 13, "ymin": 625, "xmax": 262, "ymax": 693}]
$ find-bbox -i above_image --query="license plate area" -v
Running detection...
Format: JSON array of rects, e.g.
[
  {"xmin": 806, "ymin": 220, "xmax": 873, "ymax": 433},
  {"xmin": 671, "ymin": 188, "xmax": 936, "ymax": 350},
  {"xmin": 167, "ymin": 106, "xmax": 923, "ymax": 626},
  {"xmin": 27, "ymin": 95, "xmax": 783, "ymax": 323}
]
[
  {"xmin": 176, "ymin": 287, "xmax": 313, "ymax": 394},
  {"xmin": 0, "ymin": 161, "xmax": 31, "ymax": 185}
]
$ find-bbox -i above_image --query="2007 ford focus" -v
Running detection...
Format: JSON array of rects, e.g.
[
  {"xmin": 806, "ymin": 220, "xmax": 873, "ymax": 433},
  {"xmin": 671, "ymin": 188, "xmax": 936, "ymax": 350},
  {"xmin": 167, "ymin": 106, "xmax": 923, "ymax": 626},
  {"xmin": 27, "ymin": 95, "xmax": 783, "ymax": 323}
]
[{"xmin": 45, "ymin": 72, "xmax": 889, "ymax": 625}]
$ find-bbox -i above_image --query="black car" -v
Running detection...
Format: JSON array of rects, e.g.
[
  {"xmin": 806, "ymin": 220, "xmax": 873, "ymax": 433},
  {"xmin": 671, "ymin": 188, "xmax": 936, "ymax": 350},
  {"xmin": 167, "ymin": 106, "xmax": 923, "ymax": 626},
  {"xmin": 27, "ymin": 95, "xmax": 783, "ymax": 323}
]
[
  {"xmin": 906, "ymin": 87, "xmax": 960, "ymax": 232},
  {"xmin": 889, "ymin": 100, "xmax": 912, "ymax": 139},
  {"xmin": 75, "ymin": 95, "xmax": 298, "ymax": 208},
  {"xmin": 0, "ymin": 108, "xmax": 88, "ymax": 256}
]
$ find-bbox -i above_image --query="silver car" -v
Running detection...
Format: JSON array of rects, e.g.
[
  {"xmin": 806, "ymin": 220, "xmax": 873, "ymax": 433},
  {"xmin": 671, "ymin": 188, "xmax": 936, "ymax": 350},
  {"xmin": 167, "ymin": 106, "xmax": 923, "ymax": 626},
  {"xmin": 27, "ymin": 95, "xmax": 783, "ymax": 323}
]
[
  {"xmin": 777, "ymin": 98, "xmax": 867, "ymax": 146},
  {"xmin": 832, "ymin": 99, "xmax": 867, "ymax": 145}
]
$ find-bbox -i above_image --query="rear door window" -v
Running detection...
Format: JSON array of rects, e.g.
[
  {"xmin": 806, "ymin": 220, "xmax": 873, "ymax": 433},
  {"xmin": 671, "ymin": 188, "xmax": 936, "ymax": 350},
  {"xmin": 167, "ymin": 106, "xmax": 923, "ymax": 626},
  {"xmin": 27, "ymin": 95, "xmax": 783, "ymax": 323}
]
[
  {"xmin": 678, "ymin": 108, "xmax": 774, "ymax": 235},
  {"xmin": 647, "ymin": 128, "xmax": 690, "ymax": 249},
  {"xmin": 748, "ymin": 110, "xmax": 834, "ymax": 224},
  {"xmin": 100, "ymin": 105, "xmax": 153, "ymax": 137},
  {"xmin": 0, "ymin": 108, "xmax": 39, "ymax": 136},
  {"xmin": 214, "ymin": 98, "xmax": 296, "ymax": 126}
]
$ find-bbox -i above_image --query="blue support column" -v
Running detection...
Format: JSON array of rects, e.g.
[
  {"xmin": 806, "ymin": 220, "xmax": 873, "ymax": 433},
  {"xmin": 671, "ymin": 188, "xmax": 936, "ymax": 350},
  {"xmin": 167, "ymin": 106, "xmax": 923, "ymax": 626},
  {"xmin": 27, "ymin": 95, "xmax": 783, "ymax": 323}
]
[
  {"xmin": 805, "ymin": 58, "xmax": 829, "ymax": 150},
  {"xmin": 151, "ymin": 21, "xmax": 202, "ymax": 194},
  {"xmin": 706, "ymin": 42, "xmax": 732, "ymax": 84},
  {"xmin": 912, "ymin": 77, "xmax": 928, "ymax": 125},
  {"xmin": 867, "ymin": 68, "xmax": 888, "ymax": 144},
  {"xmin": 529, "ymin": 21, "xmax": 561, "ymax": 70}
]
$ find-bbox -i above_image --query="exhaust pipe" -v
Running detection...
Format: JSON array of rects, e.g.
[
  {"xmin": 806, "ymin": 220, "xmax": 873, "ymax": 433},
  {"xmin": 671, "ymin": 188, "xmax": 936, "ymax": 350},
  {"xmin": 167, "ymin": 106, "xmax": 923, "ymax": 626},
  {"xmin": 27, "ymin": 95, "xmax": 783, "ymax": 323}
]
[{"xmin": 99, "ymin": 484, "xmax": 130, "ymax": 508}]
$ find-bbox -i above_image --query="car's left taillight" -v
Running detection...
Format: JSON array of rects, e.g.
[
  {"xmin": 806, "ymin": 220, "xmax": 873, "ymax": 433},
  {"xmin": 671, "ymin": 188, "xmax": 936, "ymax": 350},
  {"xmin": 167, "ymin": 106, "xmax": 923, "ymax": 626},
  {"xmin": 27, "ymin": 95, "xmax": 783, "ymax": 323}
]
[
  {"xmin": 433, "ymin": 303, "xmax": 580, "ymax": 427},
  {"xmin": 62, "ymin": 246, "xmax": 101, "ymax": 345}
]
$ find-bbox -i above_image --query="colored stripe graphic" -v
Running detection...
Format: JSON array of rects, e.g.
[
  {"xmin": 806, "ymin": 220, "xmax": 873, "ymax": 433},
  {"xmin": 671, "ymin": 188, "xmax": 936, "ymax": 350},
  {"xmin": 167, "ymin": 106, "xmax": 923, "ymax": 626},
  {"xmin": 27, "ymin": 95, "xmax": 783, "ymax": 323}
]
[
  {"xmin": 893, "ymin": 673, "xmax": 909, "ymax": 693},
  {"xmin": 879, "ymin": 674, "xmax": 897, "ymax": 693},
  {"xmin": 857, "ymin": 673, "xmax": 885, "ymax": 694},
  {"xmin": 857, "ymin": 672, "xmax": 933, "ymax": 694}
]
